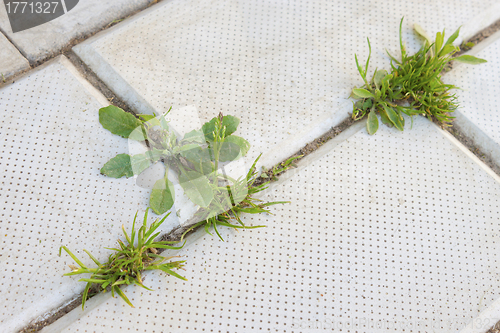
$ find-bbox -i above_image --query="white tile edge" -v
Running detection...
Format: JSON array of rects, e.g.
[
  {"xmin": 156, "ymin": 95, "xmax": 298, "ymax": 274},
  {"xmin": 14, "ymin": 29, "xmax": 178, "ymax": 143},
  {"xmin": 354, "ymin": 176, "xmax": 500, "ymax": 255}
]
[
  {"xmin": 72, "ymin": 43, "xmax": 157, "ymax": 115},
  {"xmin": 435, "ymin": 122, "xmax": 500, "ymax": 185},
  {"xmin": 458, "ymin": 2, "xmax": 500, "ymax": 45},
  {"xmin": 59, "ymin": 56, "xmax": 110, "ymax": 107},
  {"xmin": 257, "ymin": 101, "xmax": 353, "ymax": 170}
]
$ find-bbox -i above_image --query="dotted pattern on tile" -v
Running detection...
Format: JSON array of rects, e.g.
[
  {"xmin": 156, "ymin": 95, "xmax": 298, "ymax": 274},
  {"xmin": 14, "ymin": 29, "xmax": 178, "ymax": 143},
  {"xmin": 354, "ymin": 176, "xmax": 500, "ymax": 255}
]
[
  {"xmin": 445, "ymin": 37, "xmax": 500, "ymax": 145},
  {"xmin": 86, "ymin": 0, "xmax": 496, "ymax": 164},
  {"xmin": 0, "ymin": 59, "xmax": 179, "ymax": 332},
  {"xmin": 61, "ymin": 116, "xmax": 500, "ymax": 333}
]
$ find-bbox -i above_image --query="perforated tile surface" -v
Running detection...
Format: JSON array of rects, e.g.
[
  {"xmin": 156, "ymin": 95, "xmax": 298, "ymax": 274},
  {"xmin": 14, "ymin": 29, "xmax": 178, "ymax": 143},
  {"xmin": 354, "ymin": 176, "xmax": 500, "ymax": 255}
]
[
  {"xmin": 0, "ymin": 56, "xmax": 180, "ymax": 332},
  {"xmin": 73, "ymin": 0, "xmax": 499, "ymax": 169},
  {"xmin": 444, "ymin": 36, "xmax": 500, "ymax": 166},
  {"xmin": 59, "ymin": 117, "xmax": 500, "ymax": 333}
]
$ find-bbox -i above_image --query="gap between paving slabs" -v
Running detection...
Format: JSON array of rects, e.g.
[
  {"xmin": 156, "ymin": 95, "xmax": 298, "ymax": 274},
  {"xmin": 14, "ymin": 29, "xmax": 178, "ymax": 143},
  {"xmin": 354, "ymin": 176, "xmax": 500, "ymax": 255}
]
[
  {"xmin": 0, "ymin": 0, "xmax": 162, "ymax": 64},
  {"xmin": 28, "ymin": 5, "xmax": 500, "ymax": 332},
  {"xmin": 442, "ymin": 30, "xmax": 500, "ymax": 173},
  {"xmin": 34, "ymin": 29, "xmax": 500, "ymax": 328},
  {"xmin": 0, "ymin": 55, "xmax": 189, "ymax": 333},
  {"xmin": 71, "ymin": 0, "xmax": 500, "ymax": 173},
  {"xmin": 0, "ymin": 0, "xmax": 170, "ymax": 85},
  {"xmin": 41, "ymin": 116, "xmax": 500, "ymax": 333},
  {"xmin": 0, "ymin": 32, "xmax": 30, "ymax": 81},
  {"xmin": 10, "ymin": 1, "xmax": 500, "ymax": 330}
]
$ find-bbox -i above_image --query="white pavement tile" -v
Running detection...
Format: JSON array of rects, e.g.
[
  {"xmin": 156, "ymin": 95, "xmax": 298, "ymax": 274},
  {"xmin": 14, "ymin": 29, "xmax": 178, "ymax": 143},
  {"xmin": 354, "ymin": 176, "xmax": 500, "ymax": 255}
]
[
  {"xmin": 53, "ymin": 116, "xmax": 500, "ymax": 333},
  {"xmin": 0, "ymin": 56, "xmax": 180, "ymax": 333},
  {"xmin": 0, "ymin": 32, "xmax": 29, "ymax": 79},
  {"xmin": 444, "ymin": 34, "xmax": 500, "ymax": 168},
  {"xmin": 73, "ymin": 0, "xmax": 500, "ymax": 170},
  {"xmin": 0, "ymin": 0, "xmax": 155, "ymax": 62}
]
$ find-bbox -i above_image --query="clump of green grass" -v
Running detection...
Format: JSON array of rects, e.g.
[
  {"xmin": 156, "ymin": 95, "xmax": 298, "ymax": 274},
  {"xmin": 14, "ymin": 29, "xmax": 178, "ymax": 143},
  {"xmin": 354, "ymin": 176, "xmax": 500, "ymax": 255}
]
[
  {"xmin": 59, "ymin": 209, "xmax": 186, "ymax": 308},
  {"xmin": 351, "ymin": 18, "xmax": 487, "ymax": 135},
  {"xmin": 179, "ymin": 117, "xmax": 300, "ymax": 242}
]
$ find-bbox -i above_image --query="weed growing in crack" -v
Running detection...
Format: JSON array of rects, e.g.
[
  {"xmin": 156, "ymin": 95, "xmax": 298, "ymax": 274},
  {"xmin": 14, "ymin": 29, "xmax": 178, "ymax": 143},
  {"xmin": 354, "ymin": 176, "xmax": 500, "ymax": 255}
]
[
  {"xmin": 260, "ymin": 155, "xmax": 302, "ymax": 182},
  {"xmin": 351, "ymin": 18, "xmax": 487, "ymax": 135},
  {"xmin": 59, "ymin": 209, "xmax": 186, "ymax": 308},
  {"xmin": 99, "ymin": 107, "xmax": 288, "ymax": 240},
  {"xmin": 181, "ymin": 153, "xmax": 290, "ymax": 241}
]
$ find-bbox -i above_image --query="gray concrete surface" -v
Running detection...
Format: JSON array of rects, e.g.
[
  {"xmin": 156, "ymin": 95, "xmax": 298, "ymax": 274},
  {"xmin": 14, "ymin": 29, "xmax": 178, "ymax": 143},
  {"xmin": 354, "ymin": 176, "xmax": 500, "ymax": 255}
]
[
  {"xmin": 0, "ymin": 32, "xmax": 29, "ymax": 79},
  {"xmin": 0, "ymin": 0, "xmax": 157, "ymax": 62}
]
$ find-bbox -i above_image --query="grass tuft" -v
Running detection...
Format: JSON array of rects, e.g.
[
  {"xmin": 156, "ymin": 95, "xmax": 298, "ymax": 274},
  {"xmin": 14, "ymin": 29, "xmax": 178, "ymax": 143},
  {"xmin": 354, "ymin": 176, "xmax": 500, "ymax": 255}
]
[
  {"xmin": 351, "ymin": 18, "xmax": 487, "ymax": 135},
  {"xmin": 59, "ymin": 209, "xmax": 186, "ymax": 309}
]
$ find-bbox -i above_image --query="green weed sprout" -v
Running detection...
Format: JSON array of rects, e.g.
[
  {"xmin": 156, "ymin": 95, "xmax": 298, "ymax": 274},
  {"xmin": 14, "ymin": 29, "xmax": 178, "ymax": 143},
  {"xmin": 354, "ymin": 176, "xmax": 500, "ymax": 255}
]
[
  {"xmin": 351, "ymin": 17, "xmax": 487, "ymax": 135},
  {"xmin": 59, "ymin": 209, "xmax": 186, "ymax": 309},
  {"xmin": 180, "ymin": 116, "xmax": 290, "ymax": 241}
]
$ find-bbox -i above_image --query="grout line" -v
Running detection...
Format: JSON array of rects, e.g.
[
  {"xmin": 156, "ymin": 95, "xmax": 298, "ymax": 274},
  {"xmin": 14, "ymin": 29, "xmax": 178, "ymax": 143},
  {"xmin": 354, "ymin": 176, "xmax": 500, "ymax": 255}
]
[
  {"xmin": 0, "ymin": 0, "xmax": 167, "ymax": 82},
  {"xmin": 0, "ymin": 26, "xmax": 32, "ymax": 66},
  {"xmin": 37, "ymin": 226, "xmax": 210, "ymax": 333},
  {"xmin": 59, "ymin": 56, "xmax": 110, "ymax": 107},
  {"xmin": 436, "ymin": 124, "xmax": 500, "ymax": 185},
  {"xmin": 9, "ymin": 5, "xmax": 500, "ymax": 332},
  {"xmin": 63, "ymin": 50, "xmax": 137, "ymax": 114}
]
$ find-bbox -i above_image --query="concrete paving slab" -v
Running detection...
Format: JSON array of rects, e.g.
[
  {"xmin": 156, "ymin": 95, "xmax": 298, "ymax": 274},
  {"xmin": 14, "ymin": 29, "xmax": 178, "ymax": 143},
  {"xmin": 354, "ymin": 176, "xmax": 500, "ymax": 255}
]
[
  {"xmin": 49, "ymin": 116, "xmax": 500, "ymax": 333},
  {"xmin": 0, "ymin": 0, "xmax": 156, "ymax": 62},
  {"xmin": 73, "ymin": 0, "xmax": 500, "ymax": 170},
  {"xmin": 444, "ymin": 33, "xmax": 500, "ymax": 168},
  {"xmin": 0, "ymin": 32, "xmax": 29, "ymax": 79},
  {"xmin": 0, "ymin": 56, "xmax": 182, "ymax": 333}
]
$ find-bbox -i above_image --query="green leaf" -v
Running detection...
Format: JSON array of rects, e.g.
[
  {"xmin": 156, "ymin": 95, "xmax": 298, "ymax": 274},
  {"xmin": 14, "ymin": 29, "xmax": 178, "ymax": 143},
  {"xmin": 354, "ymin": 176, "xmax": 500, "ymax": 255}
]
[
  {"xmin": 137, "ymin": 114, "xmax": 156, "ymax": 123},
  {"xmin": 219, "ymin": 135, "xmax": 251, "ymax": 162},
  {"xmin": 113, "ymin": 286, "xmax": 134, "ymax": 307},
  {"xmin": 218, "ymin": 141, "xmax": 241, "ymax": 162},
  {"xmin": 202, "ymin": 115, "xmax": 240, "ymax": 141},
  {"xmin": 438, "ymin": 44, "xmax": 458, "ymax": 57},
  {"xmin": 362, "ymin": 99, "xmax": 373, "ymax": 110},
  {"xmin": 434, "ymin": 31, "xmax": 444, "ymax": 55},
  {"xmin": 99, "ymin": 106, "xmax": 142, "ymax": 138},
  {"xmin": 454, "ymin": 55, "xmax": 487, "ymax": 64},
  {"xmin": 128, "ymin": 126, "xmax": 147, "ymax": 141},
  {"xmin": 366, "ymin": 110, "xmax": 379, "ymax": 135},
  {"xmin": 179, "ymin": 171, "xmax": 214, "ymax": 208},
  {"xmin": 373, "ymin": 69, "xmax": 388, "ymax": 90},
  {"xmin": 180, "ymin": 147, "xmax": 213, "ymax": 175},
  {"xmin": 101, "ymin": 154, "xmax": 133, "ymax": 178},
  {"xmin": 130, "ymin": 154, "xmax": 152, "ymax": 175},
  {"xmin": 221, "ymin": 115, "xmax": 240, "ymax": 137},
  {"xmin": 174, "ymin": 143, "xmax": 202, "ymax": 154},
  {"xmin": 182, "ymin": 130, "xmax": 205, "ymax": 143},
  {"xmin": 445, "ymin": 26, "xmax": 460, "ymax": 46},
  {"xmin": 413, "ymin": 23, "xmax": 432, "ymax": 47},
  {"xmin": 352, "ymin": 88, "xmax": 375, "ymax": 99},
  {"xmin": 382, "ymin": 104, "xmax": 404, "ymax": 131},
  {"xmin": 149, "ymin": 175, "xmax": 175, "ymax": 215},
  {"xmin": 379, "ymin": 107, "xmax": 393, "ymax": 128}
]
